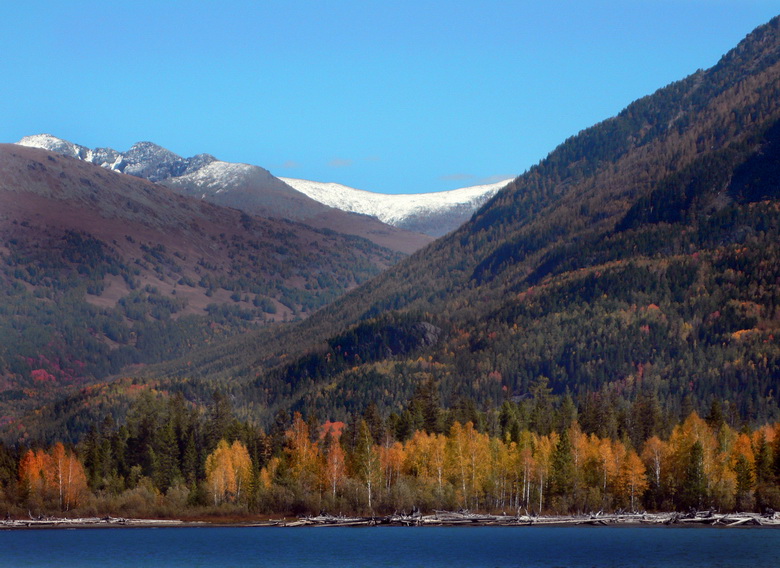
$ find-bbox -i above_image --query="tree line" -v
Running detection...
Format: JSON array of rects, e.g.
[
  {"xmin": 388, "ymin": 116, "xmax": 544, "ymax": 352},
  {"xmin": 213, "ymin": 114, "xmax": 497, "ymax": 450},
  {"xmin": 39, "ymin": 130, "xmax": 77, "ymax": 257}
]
[{"xmin": 1, "ymin": 390, "xmax": 778, "ymax": 519}]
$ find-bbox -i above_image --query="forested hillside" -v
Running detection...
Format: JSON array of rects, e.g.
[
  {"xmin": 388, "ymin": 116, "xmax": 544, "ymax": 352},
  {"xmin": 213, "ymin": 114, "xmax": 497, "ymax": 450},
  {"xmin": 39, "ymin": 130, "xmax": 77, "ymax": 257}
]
[
  {"xmin": 2, "ymin": 15, "xmax": 780, "ymax": 522},
  {"xmin": 0, "ymin": 144, "xmax": 404, "ymax": 430},
  {"xmin": 7, "ymin": 17, "xmax": 780, "ymax": 451},
  {"xmin": 102, "ymin": 16, "xmax": 780, "ymax": 428}
]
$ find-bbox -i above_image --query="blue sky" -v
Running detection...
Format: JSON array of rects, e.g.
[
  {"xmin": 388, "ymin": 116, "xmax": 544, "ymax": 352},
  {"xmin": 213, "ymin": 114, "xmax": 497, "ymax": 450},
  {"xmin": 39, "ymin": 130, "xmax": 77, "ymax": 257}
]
[{"xmin": 2, "ymin": 1, "xmax": 778, "ymax": 194}]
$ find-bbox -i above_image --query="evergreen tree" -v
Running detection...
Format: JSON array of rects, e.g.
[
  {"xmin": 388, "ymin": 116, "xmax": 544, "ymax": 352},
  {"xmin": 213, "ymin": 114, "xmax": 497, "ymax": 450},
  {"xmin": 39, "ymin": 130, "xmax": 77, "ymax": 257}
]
[
  {"xmin": 152, "ymin": 420, "xmax": 180, "ymax": 492},
  {"xmin": 753, "ymin": 432, "xmax": 772, "ymax": 484},
  {"xmin": 733, "ymin": 453, "xmax": 754, "ymax": 511},
  {"xmin": 498, "ymin": 401, "xmax": 522, "ymax": 443},
  {"xmin": 529, "ymin": 377, "xmax": 554, "ymax": 435},
  {"xmin": 557, "ymin": 392, "xmax": 578, "ymax": 432},
  {"xmin": 363, "ymin": 402, "xmax": 385, "ymax": 445},
  {"xmin": 206, "ymin": 390, "xmax": 235, "ymax": 450},
  {"xmin": 679, "ymin": 440, "xmax": 707, "ymax": 510},
  {"xmin": 550, "ymin": 429, "xmax": 575, "ymax": 497}
]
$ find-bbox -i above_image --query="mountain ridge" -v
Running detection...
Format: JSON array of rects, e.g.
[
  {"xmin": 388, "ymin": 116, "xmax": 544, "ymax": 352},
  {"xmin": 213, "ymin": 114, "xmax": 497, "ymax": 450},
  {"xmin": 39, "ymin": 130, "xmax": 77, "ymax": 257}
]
[
  {"xmin": 16, "ymin": 134, "xmax": 508, "ymax": 239},
  {"xmin": 280, "ymin": 177, "xmax": 513, "ymax": 237},
  {"xmin": 0, "ymin": 142, "xmax": 410, "ymax": 434},
  {"xmin": 132, "ymin": 14, "xmax": 780, "ymax": 427},
  {"xmin": 15, "ymin": 134, "xmax": 432, "ymax": 254},
  {"xmin": 7, "ymin": 16, "xmax": 780, "ymax": 441}
]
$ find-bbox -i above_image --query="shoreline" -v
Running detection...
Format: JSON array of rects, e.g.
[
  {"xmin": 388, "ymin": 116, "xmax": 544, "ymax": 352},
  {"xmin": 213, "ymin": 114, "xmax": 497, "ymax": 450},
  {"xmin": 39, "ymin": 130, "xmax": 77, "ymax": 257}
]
[{"xmin": 3, "ymin": 510, "xmax": 779, "ymax": 530}]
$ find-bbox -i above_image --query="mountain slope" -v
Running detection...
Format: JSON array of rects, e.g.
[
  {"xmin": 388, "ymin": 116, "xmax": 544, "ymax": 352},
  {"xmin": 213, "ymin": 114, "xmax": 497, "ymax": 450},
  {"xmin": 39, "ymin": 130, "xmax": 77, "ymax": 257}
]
[
  {"xmin": 10, "ymin": 16, "xmax": 780, "ymax": 441},
  {"xmin": 17, "ymin": 135, "xmax": 432, "ymax": 255},
  {"xmin": 280, "ymin": 177, "xmax": 513, "ymax": 237},
  {"xmin": 0, "ymin": 143, "xmax": 407, "ymax": 432},
  {"xmin": 149, "ymin": 15, "xmax": 780, "ymax": 421}
]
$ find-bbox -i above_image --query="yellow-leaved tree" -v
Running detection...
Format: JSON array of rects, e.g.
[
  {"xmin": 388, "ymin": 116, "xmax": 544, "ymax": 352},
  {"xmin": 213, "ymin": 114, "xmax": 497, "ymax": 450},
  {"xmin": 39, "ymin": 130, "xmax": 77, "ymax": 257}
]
[
  {"xmin": 285, "ymin": 412, "xmax": 320, "ymax": 496},
  {"xmin": 617, "ymin": 449, "xmax": 648, "ymax": 511},
  {"xmin": 204, "ymin": 440, "xmax": 253, "ymax": 505}
]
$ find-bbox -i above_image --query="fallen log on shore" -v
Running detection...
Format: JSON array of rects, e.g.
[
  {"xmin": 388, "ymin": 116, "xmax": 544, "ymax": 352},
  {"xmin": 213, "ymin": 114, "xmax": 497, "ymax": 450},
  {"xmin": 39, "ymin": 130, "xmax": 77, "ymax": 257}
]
[
  {"xmin": 1, "ymin": 516, "xmax": 187, "ymax": 529},
  {"xmin": 286, "ymin": 510, "xmax": 780, "ymax": 528},
  {"xmin": 6, "ymin": 510, "xmax": 777, "ymax": 529}
]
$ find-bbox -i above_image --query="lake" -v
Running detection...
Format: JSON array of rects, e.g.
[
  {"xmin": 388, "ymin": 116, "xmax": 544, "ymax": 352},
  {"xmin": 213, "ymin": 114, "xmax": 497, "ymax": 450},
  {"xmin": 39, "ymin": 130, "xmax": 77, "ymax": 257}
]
[{"xmin": 1, "ymin": 525, "xmax": 778, "ymax": 567}]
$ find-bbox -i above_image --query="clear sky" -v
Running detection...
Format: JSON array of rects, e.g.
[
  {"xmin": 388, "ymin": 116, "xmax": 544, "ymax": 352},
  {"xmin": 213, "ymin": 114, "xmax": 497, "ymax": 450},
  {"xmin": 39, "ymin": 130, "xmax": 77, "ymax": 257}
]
[{"xmin": 2, "ymin": 1, "xmax": 778, "ymax": 194}]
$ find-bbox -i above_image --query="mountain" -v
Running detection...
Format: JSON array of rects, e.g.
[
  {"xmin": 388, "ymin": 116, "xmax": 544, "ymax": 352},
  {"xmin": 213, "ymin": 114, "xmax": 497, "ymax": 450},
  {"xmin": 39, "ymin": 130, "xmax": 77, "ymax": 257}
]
[
  {"xmin": 9, "ymin": 16, "xmax": 780, "ymax": 443},
  {"xmin": 0, "ymin": 143, "xmax": 408, "ymax": 433},
  {"xmin": 280, "ymin": 177, "xmax": 513, "ymax": 237},
  {"xmin": 15, "ymin": 135, "xmax": 211, "ymax": 181},
  {"xmin": 16, "ymin": 135, "xmax": 432, "ymax": 255},
  {"xmin": 18, "ymin": 135, "xmax": 513, "ymax": 243},
  {"xmin": 146, "ymin": 16, "xmax": 780, "ymax": 423}
]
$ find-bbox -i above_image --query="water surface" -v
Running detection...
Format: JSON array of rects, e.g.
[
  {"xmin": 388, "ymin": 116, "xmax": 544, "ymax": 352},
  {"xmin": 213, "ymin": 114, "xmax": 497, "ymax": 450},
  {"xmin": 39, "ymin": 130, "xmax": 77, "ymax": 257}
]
[{"xmin": 1, "ymin": 525, "xmax": 778, "ymax": 567}]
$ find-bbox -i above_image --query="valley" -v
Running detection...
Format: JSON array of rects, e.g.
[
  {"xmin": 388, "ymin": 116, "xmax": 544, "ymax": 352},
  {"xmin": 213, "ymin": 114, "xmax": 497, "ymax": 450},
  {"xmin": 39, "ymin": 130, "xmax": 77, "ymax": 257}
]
[{"xmin": 1, "ymin": 13, "xmax": 779, "ymax": 522}]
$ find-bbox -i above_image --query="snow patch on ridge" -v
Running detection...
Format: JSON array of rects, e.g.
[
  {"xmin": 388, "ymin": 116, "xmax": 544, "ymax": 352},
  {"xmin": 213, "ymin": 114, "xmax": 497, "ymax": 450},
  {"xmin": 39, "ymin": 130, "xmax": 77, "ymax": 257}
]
[
  {"xmin": 279, "ymin": 177, "xmax": 513, "ymax": 227},
  {"xmin": 168, "ymin": 161, "xmax": 260, "ymax": 192},
  {"xmin": 18, "ymin": 134, "xmax": 90, "ymax": 160}
]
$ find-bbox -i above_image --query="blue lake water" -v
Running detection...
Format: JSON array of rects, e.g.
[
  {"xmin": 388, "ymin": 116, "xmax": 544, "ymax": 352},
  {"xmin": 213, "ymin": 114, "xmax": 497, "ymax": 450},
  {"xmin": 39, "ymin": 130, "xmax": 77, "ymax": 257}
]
[{"xmin": 1, "ymin": 525, "xmax": 778, "ymax": 567}]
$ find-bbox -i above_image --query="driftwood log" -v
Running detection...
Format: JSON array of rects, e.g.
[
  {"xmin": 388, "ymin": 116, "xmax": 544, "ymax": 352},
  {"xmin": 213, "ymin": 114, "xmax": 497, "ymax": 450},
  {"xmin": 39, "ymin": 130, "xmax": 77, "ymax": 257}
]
[
  {"xmin": 1, "ymin": 516, "xmax": 185, "ymax": 528},
  {"xmin": 3, "ymin": 510, "xmax": 778, "ymax": 529},
  {"xmin": 276, "ymin": 510, "xmax": 780, "ymax": 528}
]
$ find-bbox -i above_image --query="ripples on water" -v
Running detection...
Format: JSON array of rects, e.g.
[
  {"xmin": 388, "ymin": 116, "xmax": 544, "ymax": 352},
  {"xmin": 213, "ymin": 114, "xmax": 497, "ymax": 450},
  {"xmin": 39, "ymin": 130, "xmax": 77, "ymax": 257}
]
[{"xmin": 1, "ymin": 525, "xmax": 778, "ymax": 567}]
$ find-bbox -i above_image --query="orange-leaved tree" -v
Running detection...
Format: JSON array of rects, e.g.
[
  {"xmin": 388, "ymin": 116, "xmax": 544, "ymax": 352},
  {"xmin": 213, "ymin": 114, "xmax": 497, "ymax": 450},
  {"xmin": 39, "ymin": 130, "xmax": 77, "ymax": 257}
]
[{"xmin": 19, "ymin": 443, "xmax": 88, "ymax": 511}]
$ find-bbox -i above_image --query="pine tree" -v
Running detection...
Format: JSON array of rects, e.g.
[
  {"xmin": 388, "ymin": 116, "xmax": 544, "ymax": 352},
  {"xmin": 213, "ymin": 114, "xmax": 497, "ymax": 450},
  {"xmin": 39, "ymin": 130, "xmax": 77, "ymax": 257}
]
[
  {"xmin": 733, "ymin": 453, "xmax": 754, "ymax": 511},
  {"xmin": 550, "ymin": 429, "xmax": 574, "ymax": 497},
  {"xmin": 679, "ymin": 441, "xmax": 707, "ymax": 510}
]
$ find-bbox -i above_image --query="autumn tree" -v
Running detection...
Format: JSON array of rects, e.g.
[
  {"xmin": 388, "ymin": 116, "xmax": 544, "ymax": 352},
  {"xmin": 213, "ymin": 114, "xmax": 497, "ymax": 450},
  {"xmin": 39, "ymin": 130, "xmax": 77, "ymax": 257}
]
[
  {"xmin": 18, "ymin": 449, "xmax": 51, "ymax": 508},
  {"xmin": 379, "ymin": 441, "xmax": 405, "ymax": 491},
  {"xmin": 405, "ymin": 429, "xmax": 447, "ymax": 504},
  {"xmin": 595, "ymin": 436, "xmax": 615, "ymax": 499},
  {"xmin": 533, "ymin": 432, "xmax": 558, "ymax": 513},
  {"xmin": 204, "ymin": 440, "xmax": 252, "ymax": 505},
  {"xmin": 667, "ymin": 412, "xmax": 718, "ymax": 509},
  {"xmin": 617, "ymin": 449, "xmax": 648, "ymax": 511},
  {"xmin": 322, "ymin": 432, "xmax": 346, "ymax": 502},
  {"xmin": 18, "ymin": 444, "xmax": 88, "ymax": 511},
  {"xmin": 447, "ymin": 421, "xmax": 490, "ymax": 510},
  {"xmin": 641, "ymin": 435, "xmax": 668, "ymax": 509},
  {"xmin": 486, "ymin": 436, "xmax": 513, "ymax": 511},
  {"xmin": 352, "ymin": 419, "xmax": 381, "ymax": 512},
  {"xmin": 285, "ymin": 412, "xmax": 320, "ymax": 497},
  {"xmin": 516, "ymin": 431, "xmax": 536, "ymax": 512}
]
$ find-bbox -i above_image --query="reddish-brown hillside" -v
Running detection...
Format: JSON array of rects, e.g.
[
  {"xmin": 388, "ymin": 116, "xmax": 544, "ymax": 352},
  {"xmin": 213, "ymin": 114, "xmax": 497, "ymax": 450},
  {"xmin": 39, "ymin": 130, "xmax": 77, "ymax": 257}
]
[{"xmin": 0, "ymin": 144, "xmax": 407, "ymax": 427}]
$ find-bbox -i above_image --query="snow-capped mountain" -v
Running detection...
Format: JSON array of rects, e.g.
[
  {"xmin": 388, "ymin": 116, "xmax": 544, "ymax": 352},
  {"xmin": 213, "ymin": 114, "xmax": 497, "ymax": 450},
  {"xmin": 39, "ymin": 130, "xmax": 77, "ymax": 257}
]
[
  {"xmin": 17, "ymin": 134, "xmax": 216, "ymax": 182},
  {"xmin": 280, "ymin": 177, "xmax": 513, "ymax": 237},
  {"xmin": 17, "ymin": 134, "xmax": 332, "ymax": 219},
  {"xmin": 16, "ymin": 134, "xmax": 509, "ymax": 239},
  {"xmin": 15, "ymin": 135, "xmax": 432, "ymax": 254}
]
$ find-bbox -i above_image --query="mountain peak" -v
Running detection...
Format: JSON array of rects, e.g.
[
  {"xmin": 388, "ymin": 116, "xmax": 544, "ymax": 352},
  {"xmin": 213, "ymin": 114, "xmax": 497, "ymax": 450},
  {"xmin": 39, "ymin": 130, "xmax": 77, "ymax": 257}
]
[
  {"xmin": 17, "ymin": 134, "xmax": 89, "ymax": 159},
  {"xmin": 123, "ymin": 141, "xmax": 188, "ymax": 182}
]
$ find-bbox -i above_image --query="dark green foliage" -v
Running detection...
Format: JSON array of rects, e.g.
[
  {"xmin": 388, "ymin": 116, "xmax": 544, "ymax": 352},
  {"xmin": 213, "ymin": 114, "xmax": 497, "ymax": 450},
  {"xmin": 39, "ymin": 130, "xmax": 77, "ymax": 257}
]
[
  {"xmin": 734, "ymin": 453, "xmax": 755, "ymax": 511},
  {"xmin": 679, "ymin": 441, "xmax": 707, "ymax": 510},
  {"xmin": 74, "ymin": 390, "xmax": 269, "ymax": 498},
  {"xmin": 551, "ymin": 429, "xmax": 575, "ymax": 496}
]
